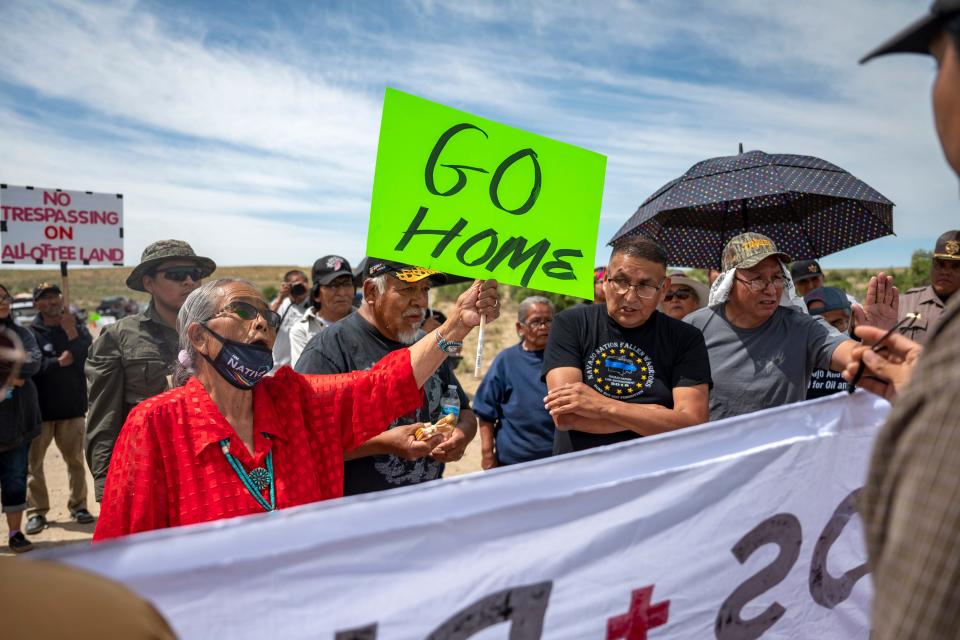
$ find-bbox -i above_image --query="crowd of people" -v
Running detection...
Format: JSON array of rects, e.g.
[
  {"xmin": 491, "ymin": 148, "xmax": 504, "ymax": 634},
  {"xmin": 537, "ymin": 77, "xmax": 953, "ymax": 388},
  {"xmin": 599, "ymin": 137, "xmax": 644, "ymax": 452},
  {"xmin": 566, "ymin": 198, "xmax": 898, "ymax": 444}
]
[
  {"xmin": 2, "ymin": 223, "xmax": 956, "ymax": 550},
  {"xmin": 2, "ymin": 3, "xmax": 960, "ymax": 637}
]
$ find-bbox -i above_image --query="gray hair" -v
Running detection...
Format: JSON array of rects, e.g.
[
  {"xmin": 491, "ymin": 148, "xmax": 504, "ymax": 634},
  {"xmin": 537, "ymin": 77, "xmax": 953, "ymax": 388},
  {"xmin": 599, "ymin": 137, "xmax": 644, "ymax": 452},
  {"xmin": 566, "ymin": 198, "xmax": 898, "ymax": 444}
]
[
  {"xmin": 518, "ymin": 296, "xmax": 554, "ymax": 323},
  {"xmin": 367, "ymin": 274, "xmax": 388, "ymax": 298},
  {"xmin": 172, "ymin": 278, "xmax": 259, "ymax": 386}
]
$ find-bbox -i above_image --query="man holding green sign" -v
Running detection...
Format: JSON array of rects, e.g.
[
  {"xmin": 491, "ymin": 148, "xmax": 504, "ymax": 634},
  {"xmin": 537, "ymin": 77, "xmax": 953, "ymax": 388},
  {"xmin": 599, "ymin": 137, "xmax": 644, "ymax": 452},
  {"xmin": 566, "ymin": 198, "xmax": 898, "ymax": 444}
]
[{"xmin": 367, "ymin": 88, "xmax": 606, "ymax": 298}]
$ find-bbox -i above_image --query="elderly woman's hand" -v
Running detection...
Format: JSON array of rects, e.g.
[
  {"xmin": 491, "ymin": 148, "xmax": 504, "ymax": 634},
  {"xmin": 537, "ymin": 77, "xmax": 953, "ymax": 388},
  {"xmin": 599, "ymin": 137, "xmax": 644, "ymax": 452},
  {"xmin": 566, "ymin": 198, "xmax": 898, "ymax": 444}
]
[{"xmin": 454, "ymin": 280, "xmax": 500, "ymax": 330}]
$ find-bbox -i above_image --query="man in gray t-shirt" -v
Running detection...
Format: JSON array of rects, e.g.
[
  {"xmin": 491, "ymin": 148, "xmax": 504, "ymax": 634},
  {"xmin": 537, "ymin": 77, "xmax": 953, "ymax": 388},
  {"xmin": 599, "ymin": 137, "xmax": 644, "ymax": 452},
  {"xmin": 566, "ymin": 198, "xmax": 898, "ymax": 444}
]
[
  {"xmin": 686, "ymin": 232, "xmax": 898, "ymax": 422},
  {"xmin": 685, "ymin": 304, "xmax": 845, "ymax": 420}
]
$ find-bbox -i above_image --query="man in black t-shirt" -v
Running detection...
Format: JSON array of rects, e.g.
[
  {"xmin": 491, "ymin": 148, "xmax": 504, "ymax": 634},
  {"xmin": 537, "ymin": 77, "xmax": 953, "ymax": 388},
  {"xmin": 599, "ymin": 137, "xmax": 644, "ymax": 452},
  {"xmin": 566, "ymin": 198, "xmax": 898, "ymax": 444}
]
[
  {"xmin": 543, "ymin": 236, "xmax": 711, "ymax": 452},
  {"xmin": 296, "ymin": 259, "xmax": 474, "ymax": 495}
]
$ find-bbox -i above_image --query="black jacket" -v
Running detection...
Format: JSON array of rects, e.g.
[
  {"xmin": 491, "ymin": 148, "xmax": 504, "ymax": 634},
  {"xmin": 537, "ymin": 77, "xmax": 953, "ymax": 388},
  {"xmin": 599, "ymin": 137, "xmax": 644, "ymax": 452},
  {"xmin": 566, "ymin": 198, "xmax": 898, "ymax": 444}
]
[
  {"xmin": 30, "ymin": 314, "xmax": 92, "ymax": 421},
  {"xmin": 0, "ymin": 322, "xmax": 42, "ymax": 452}
]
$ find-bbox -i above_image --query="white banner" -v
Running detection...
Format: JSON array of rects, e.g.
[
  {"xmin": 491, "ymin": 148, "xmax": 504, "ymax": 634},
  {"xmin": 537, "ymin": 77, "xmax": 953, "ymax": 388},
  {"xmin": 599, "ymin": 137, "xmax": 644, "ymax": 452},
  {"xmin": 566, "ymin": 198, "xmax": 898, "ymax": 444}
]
[
  {"xmin": 0, "ymin": 184, "xmax": 123, "ymax": 265},
  {"xmin": 49, "ymin": 392, "xmax": 888, "ymax": 639}
]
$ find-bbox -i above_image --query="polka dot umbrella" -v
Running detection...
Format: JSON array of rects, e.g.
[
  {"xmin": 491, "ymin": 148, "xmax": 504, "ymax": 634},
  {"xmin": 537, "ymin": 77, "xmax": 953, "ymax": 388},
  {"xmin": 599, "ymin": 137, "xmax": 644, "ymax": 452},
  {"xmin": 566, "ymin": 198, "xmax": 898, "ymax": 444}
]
[{"xmin": 609, "ymin": 149, "xmax": 894, "ymax": 268}]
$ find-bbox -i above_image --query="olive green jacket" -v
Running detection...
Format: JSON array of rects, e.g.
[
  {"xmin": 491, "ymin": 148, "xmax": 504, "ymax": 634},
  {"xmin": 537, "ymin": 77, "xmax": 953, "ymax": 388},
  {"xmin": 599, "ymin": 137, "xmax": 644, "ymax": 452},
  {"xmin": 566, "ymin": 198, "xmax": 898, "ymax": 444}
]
[{"xmin": 84, "ymin": 301, "xmax": 178, "ymax": 501}]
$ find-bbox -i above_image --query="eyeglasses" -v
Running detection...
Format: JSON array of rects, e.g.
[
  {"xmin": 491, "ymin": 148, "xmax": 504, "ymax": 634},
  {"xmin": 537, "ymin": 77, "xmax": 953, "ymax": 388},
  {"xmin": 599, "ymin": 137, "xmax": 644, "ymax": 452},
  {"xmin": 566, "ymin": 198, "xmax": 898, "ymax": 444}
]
[
  {"xmin": 735, "ymin": 276, "xmax": 786, "ymax": 292},
  {"xmin": 207, "ymin": 300, "xmax": 282, "ymax": 331},
  {"xmin": 664, "ymin": 289, "xmax": 693, "ymax": 302},
  {"xmin": 320, "ymin": 278, "xmax": 355, "ymax": 290},
  {"xmin": 156, "ymin": 266, "xmax": 205, "ymax": 283},
  {"xmin": 0, "ymin": 296, "xmax": 12, "ymax": 304},
  {"xmin": 605, "ymin": 277, "xmax": 664, "ymax": 299},
  {"xmin": 521, "ymin": 319, "xmax": 553, "ymax": 329}
]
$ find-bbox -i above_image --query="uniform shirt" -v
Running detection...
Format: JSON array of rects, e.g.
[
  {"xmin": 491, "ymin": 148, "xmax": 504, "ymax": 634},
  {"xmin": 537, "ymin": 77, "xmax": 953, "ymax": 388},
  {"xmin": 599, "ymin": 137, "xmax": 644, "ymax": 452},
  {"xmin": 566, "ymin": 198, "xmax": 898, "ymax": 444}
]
[
  {"xmin": 94, "ymin": 350, "xmax": 421, "ymax": 541},
  {"xmin": 862, "ymin": 292, "xmax": 960, "ymax": 639},
  {"xmin": 898, "ymin": 285, "xmax": 949, "ymax": 346},
  {"xmin": 84, "ymin": 301, "xmax": 178, "ymax": 501}
]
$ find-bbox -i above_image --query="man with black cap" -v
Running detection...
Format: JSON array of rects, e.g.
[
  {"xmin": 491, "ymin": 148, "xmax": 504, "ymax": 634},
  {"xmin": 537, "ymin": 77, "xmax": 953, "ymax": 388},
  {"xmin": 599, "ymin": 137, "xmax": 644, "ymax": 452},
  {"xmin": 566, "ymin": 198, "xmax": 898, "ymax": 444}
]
[
  {"xmin": 790, "ymin": 259, "xmax": 826, "ymax": 298},
  {"xmin": 897, "ymin": 230, "xmax": 960, "ymax": 344},
  {"xmin": 85, "ymin": 240, "xmax": 215, "ymax": 501},
  {"xmin": 296, "ymin": 259, "xmax": 476, "ymax": 495},
  {"xmin": 851, "ymin": 5, "xmax": 960, "ymax": 638},
  {"xmin": 289, "ymin": 255, "xmax": 355, "ymax": 365},
  {"xmin": 24, "ymin": 283, "xmax": 94, "ymax": 535}
]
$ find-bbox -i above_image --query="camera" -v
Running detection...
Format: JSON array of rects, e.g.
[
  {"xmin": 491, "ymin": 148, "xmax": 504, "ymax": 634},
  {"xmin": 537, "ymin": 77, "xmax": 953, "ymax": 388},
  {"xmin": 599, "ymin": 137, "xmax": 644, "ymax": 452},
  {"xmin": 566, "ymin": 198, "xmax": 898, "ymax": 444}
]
[{"xmin": 290, "ymin": 283, "xmax": 307, "ymax": 297}]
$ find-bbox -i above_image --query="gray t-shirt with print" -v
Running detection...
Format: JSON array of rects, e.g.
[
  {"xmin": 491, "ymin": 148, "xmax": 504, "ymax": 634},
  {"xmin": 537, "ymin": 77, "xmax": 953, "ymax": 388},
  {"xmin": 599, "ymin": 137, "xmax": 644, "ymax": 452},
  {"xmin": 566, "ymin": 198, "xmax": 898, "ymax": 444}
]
[{"xmin": 684, "ymin": 304, "xmax": 846, "ymax": 421}]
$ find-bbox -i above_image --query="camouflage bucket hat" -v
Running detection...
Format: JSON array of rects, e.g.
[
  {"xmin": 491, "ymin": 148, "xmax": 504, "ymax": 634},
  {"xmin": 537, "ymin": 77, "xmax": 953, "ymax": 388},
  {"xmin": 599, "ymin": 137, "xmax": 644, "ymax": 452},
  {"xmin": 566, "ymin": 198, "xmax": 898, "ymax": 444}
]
[
  {"xmin": 126, "ymin": 240, "xmax": 217, "ymax": 292},
  {"xmin": 722, "ymin": 232, "xmax": 792, "ymax": 272}
]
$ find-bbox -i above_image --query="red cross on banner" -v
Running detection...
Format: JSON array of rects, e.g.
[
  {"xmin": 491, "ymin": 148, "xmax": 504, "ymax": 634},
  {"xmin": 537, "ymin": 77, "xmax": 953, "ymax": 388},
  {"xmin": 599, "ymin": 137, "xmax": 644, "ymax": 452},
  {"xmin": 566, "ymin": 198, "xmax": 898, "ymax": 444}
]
[{"xmin": 606, "ymin": 585, "xmax": 670, "ymax": 640}]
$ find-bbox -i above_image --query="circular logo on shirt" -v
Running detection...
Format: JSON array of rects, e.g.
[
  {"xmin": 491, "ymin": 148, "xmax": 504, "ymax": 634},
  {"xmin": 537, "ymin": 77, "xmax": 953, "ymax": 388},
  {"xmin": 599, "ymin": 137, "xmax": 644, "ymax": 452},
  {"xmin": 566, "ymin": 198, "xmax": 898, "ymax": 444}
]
[{"xmin": 584, "ymin": 341, "xmax": 655, "ymax": 400}]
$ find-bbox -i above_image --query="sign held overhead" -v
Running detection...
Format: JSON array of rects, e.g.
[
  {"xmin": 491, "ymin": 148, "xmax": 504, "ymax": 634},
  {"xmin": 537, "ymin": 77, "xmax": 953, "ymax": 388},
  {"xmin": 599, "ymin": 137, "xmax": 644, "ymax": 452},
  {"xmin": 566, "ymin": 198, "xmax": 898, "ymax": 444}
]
[
  {"xmin": 367, "ymin": 88, "xmax": 606, "ymax": 298},
  {"xmin": 0, "ymin": 184, "xmax": 124, "ymax": 265}
]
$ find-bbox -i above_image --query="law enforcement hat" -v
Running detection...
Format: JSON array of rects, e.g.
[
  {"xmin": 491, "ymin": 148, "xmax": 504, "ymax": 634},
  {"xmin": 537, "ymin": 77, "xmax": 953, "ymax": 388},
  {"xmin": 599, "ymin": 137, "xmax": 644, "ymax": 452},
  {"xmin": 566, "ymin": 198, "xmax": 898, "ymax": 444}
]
[
  {"xmin": 934, "ymin": 230, "xmax": 960, "ymax": 260},
  {"xmin": 861, "ymin": 0, "xmax": 960, "ymax": 63},
  {"xmin": 790, "ymin": 259, "xmax": 825, "ymax": 283}
]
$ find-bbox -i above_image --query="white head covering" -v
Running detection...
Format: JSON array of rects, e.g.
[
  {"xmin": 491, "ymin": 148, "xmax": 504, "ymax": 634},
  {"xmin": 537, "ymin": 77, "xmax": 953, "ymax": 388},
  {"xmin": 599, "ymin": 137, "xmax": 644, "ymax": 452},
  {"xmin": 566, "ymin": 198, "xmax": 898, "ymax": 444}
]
[{"xmin": 707, "ymin": 260, "xmax": 807, "ymax": 313}]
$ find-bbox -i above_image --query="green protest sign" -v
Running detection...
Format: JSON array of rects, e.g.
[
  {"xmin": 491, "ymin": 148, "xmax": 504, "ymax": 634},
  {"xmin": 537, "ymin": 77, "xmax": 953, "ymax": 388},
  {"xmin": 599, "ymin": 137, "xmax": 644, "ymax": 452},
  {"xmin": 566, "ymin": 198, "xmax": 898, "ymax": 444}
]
[{"xmin": 367, "ymin": 88, "xmax": 606, "ymax": 298}]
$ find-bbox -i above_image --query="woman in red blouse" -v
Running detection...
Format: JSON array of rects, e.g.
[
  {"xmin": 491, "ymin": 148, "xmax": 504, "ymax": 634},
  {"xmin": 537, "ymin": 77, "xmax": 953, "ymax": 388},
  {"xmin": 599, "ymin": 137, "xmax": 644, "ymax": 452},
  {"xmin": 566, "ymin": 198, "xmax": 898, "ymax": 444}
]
[{"xmin": 94, "ymin": 276, "xmax": 498, "ymax": 540}]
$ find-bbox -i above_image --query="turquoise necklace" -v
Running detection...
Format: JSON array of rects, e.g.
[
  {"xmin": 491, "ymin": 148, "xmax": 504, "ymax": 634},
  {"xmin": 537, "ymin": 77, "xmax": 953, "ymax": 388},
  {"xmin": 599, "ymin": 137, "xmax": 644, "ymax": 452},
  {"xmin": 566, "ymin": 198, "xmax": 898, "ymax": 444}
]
[{"xmin": 220, "ymin": 437, "xmax": 275, "ymax": 512}]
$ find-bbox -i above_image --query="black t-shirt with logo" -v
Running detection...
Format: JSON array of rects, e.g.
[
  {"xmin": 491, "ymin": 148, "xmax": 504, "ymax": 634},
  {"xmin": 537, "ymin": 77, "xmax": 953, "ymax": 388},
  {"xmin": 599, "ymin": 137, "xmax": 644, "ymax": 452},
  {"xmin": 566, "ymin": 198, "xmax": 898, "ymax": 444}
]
[
  {"xmin": 542, "ymin": 304, "xmax": 712, "ymax": 451},
  {"xmin": 295, "ymin": 311, "xmax": 469, "ymax": 495}
]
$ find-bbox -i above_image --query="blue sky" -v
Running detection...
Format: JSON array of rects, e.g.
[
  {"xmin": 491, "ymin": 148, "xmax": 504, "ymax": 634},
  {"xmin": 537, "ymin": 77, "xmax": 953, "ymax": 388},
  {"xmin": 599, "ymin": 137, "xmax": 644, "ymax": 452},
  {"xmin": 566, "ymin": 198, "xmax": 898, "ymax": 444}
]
[{"xmin": 0, "ymin": 0, "xmax": 955, "ymax": 271}]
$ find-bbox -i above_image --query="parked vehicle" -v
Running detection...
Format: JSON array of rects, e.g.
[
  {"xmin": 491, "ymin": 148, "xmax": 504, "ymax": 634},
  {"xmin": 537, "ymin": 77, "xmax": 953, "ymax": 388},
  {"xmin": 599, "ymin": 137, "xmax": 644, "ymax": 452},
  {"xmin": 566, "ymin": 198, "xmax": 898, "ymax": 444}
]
[{"xmin": 96, "ymin": 296, "xmax": 140, "ymax": 319}]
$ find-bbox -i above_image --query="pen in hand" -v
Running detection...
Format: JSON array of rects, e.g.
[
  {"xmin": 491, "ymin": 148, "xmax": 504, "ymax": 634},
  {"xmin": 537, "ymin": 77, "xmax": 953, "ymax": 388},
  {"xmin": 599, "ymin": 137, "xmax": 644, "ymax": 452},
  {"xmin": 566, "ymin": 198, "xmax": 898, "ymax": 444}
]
[{"xmin": 847, "ymin": 313, "xmax": 920, "ymax": 394}]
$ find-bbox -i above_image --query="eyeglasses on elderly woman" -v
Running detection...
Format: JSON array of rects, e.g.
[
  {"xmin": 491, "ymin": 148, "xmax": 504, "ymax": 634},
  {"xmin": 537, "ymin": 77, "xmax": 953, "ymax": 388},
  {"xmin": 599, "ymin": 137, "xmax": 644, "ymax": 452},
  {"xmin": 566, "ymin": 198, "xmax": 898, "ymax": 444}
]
[{"xmin": 205, "ymin": 300, "xmax": 282, "ymax": 331}]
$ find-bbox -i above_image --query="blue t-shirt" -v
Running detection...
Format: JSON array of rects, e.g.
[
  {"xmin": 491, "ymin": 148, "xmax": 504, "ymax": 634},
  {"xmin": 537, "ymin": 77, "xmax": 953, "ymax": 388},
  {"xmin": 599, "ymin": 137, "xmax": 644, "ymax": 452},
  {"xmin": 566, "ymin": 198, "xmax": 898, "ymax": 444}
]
[{"xmin": 473, "ymin": 342, "xmax": 555, "ymax": 465}]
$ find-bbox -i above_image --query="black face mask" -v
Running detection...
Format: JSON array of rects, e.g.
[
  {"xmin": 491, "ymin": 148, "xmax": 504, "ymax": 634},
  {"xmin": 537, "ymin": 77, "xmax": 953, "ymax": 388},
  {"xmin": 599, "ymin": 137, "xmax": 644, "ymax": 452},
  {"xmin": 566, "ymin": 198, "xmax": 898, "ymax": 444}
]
[{"xmin": 200, "ymin": 324, "xmax": 273, "ymax": 390}]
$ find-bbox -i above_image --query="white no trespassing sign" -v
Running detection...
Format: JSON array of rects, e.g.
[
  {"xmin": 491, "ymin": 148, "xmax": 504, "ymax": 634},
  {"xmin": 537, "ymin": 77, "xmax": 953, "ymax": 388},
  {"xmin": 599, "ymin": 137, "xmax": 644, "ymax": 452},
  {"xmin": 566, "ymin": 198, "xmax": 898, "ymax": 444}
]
[
  {"xmin": 1, "ymin": 184, "xmax": 123, "ymax": 265},
  {"xmin": 49, "ymin": 393, "xmax": 888, "ymax": 639}
]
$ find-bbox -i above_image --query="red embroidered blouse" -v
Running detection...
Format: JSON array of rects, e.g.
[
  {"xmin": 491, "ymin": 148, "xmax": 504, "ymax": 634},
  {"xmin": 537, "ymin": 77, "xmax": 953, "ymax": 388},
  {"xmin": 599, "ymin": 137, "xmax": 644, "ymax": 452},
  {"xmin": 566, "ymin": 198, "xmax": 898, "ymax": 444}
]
[{"xmin": 94, "ymin": 349, "xmax": 421, "ymax": 541}]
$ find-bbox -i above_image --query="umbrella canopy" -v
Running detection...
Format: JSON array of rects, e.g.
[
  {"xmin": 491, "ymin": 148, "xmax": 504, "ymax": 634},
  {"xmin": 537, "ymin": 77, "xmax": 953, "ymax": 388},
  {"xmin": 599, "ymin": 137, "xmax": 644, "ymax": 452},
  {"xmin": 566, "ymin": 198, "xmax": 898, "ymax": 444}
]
[{"xmin": 610, "ymin": 150, "xmax": 894, "ymax": 269}]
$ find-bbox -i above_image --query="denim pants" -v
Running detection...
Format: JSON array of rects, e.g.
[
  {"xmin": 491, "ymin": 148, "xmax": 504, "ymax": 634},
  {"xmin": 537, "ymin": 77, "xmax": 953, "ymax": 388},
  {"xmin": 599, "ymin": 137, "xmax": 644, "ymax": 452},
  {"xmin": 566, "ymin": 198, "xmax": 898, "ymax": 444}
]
[{"xmin": 0, "ymin": 441, "xmax": 31, "ymax": 513}]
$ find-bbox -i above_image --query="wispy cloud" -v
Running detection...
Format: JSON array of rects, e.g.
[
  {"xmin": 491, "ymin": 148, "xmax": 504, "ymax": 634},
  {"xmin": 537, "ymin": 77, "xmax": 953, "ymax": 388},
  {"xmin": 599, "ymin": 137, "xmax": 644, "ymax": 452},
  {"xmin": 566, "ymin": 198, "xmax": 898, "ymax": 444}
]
[{"xmin": 0, "ymin": 0, "xmax": 953, "ymax": 271}]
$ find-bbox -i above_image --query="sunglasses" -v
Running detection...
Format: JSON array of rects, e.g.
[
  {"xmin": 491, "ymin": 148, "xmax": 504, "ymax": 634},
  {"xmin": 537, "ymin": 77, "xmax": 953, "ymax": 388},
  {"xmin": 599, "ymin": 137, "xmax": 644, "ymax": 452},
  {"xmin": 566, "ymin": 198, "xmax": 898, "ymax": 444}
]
[
  {"xmin": 664, "ymin": 289, "xmax": 693, "ymax": 302},
  {"xmin": 155, "ymin": 266, "xmax": 205, "ymax": 282},
  {"xmin": 209, "ymin": 300, "xmax": 282, "ymax": 331}
]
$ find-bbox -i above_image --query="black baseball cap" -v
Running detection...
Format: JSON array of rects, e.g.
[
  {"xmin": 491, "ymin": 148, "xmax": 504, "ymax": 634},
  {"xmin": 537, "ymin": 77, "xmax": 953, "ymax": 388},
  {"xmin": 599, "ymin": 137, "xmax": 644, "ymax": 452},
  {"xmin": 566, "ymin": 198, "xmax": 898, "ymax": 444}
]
[
  {"xmin": 790, "ymin": 259, "xmax": 824, "ymax": 283},
  {"xmin": 860, "ymin": 0, "xmax": 960, "ymax": 63},
  {"xmin": 33, "ymin": 283, "xmax": 62, "ymax": 301},
  {"xmin": 312, "ymin": 255, "xmax": 353, "ymax": 285},
  {"xmin": 365, "ymin": 259, "xmax": 447, "ymax": 284}
]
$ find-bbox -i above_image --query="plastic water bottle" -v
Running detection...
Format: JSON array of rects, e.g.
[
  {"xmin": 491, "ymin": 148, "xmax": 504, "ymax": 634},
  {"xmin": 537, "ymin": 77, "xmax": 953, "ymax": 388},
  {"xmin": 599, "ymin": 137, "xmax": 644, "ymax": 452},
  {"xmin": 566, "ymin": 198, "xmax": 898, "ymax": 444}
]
[{"xmin": 440, "ymin": 384, "xmax": 460, "ymax": 420}]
